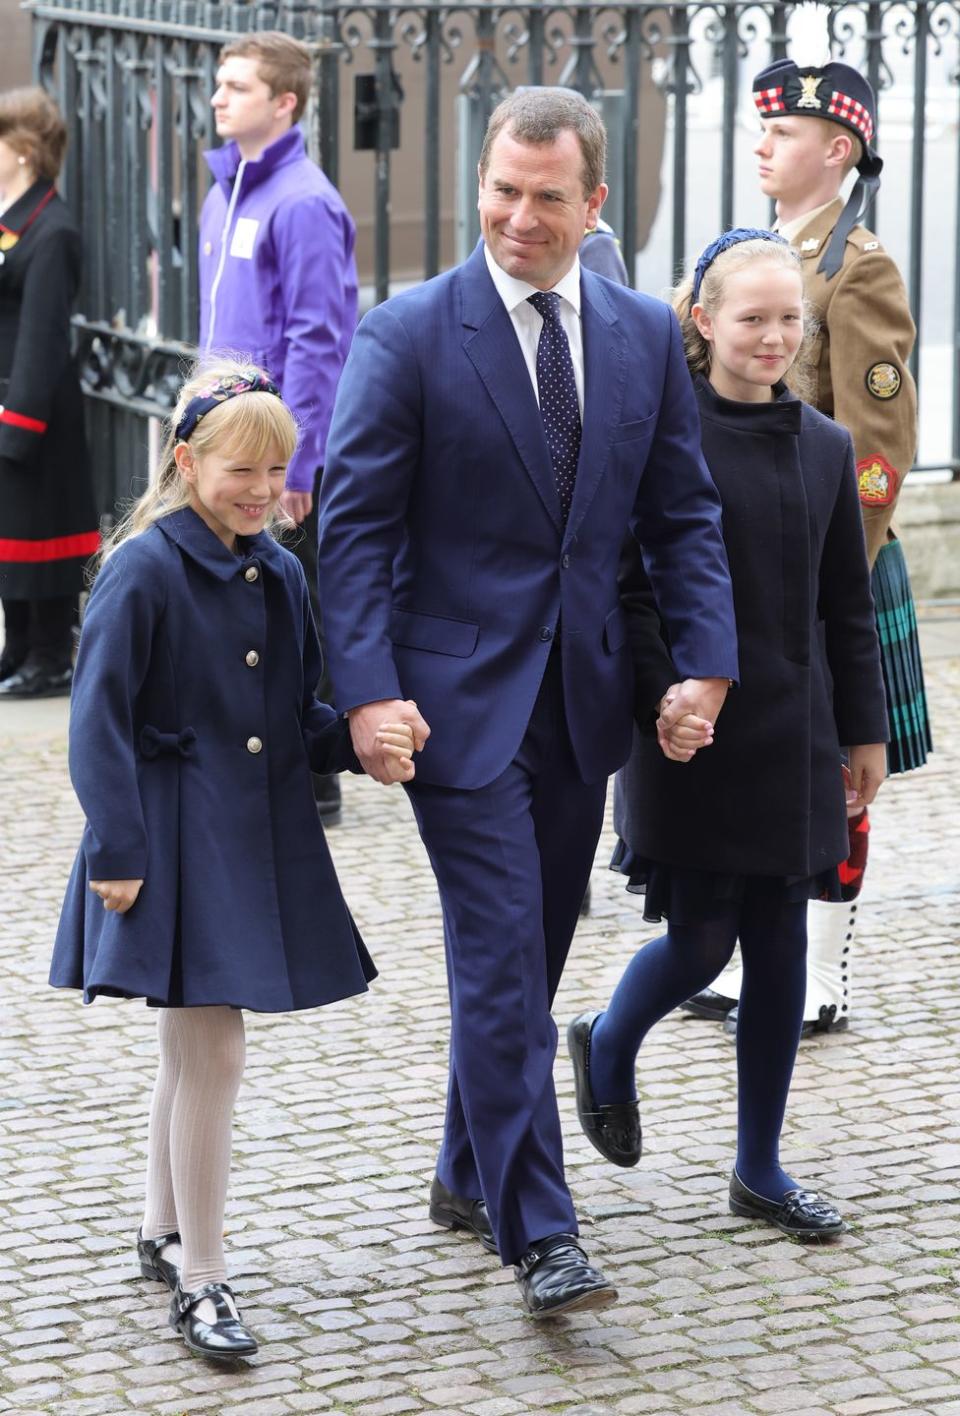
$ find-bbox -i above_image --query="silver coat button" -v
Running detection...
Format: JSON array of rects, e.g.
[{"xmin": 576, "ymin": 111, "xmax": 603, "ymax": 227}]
[
  {"xmin": 246, "ymin": 736, "xmax": 263, "ymax": 754},
  {"xmin": 244, "ymin": 565, "xmax": 259, "ymax": 582},
  {"xmin": 245, "ymin": 650, "xmax": 260, "ymax": 667}
]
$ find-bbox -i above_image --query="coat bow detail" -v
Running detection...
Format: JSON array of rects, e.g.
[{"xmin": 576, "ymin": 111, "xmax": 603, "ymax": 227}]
[{"xmin": 139, "ymin": 724, "xmax": 198, "ymax": 760}]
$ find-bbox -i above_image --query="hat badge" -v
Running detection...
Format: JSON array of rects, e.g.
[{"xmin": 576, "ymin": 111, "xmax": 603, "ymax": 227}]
[{"xmin": 797, "ymin": 74, "xmax": 823, "ymax": 110}]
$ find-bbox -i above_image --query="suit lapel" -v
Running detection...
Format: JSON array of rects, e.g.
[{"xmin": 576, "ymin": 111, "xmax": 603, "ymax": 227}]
[
  {"xmin": 459, "ymin": 248, "xmax": 563, "ymax": 533},
  {"xmin": 565, "ymin": 271, "xmax": 626, "ymax": 542}
]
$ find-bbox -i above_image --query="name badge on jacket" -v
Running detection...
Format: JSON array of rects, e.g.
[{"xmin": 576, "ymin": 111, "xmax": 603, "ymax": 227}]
[{"xmin": 230, "ymin": 218, "xmax": 259, "ymax": 260}]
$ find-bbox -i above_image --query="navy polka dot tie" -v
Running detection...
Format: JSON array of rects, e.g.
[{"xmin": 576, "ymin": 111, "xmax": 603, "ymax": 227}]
[{"xmin": 528, "ymin": 291, "xmax": 581, "ymax": 522}]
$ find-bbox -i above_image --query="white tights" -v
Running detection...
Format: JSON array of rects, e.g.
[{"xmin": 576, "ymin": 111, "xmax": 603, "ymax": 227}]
[{"xmin": 141, "ymin": 1006, "xmax": 246, "ymax": 1300}]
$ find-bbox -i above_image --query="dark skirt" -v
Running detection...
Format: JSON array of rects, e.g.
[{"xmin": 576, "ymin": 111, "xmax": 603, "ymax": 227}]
[
  {"xmin": 873, "ymin": 538, "xmax": 932, "ymax": 775},
  {"xmin": 610, "ymin": 839, "xmax": 842, "ymax": 926}
]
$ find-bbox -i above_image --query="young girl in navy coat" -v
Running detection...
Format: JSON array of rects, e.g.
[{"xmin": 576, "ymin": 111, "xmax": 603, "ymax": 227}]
[
  {"xmin": 568, "ymin": 231, "xmax": 889, "ymax": 1239},
  {"xmin": 50, "ymin": 359, "xmax": 415, "ymax": 1359}
]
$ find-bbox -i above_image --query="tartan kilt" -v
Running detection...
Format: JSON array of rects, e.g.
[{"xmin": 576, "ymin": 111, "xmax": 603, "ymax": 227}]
[{"xmin": 872, "ymin": 537, "xmax": 932, "ymax": 774}]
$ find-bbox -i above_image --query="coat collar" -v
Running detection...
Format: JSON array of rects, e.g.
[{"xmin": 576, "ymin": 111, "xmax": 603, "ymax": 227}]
[
  {"xmin": 157, "ymin": 506, "xmax": 287, "ymax": 581},
  {"xmin": 0, "ymin": 179, "xmax": 56, "ymax": 232},
  {"xmin": 458, "ymin": 243, "xmax": 624, "ymax": 540},
  {"xmin": 789, "ymin": 197, "xmax": 844, "ymax": 259},
  {"xmin": 695, "ymin": 373, "xmax": 803, "ymax": 436},
  {"xmin": 204, "ymin": 125, "xmax": 305, "ymax": 194}
]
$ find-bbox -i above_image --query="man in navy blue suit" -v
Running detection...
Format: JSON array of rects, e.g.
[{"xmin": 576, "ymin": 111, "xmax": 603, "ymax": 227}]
[{"xmin": 319, "ymin": 88, "xmax": 739, "ymax": 1317}]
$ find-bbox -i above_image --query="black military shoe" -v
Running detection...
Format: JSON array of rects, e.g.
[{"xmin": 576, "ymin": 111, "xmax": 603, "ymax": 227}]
[
  {"xmin": 729, "ymin": 1170, "xmax": 845, "ymax": 1240},
  {"xmin": 723, "ymin": 1004, "xmax": 849, "ymax": 1042},
  {"xmin": 678, "ymin": 987, "xmax": 738, "ymax": 1021},
  {"xmin": 567, "ymin": 1012, "xmax": 641, "ymax": 1167},
  {"xmin": 169, "ymin": 1281, "xmax": 258, "ymax": 1359},
  {"xmin": 429, "ymin": 1175, "xmax": 497, "ymax": 1253},
  {"xmin": 515, "ymin": 1235, "xmax": 617, "ymax": 1318}
]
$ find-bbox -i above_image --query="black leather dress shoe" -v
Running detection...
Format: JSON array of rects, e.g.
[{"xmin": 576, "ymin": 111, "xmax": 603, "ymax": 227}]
[
  {"xmin": 723, "ymin": 1004, "xmax": 849, "ymax": 1042},
  {"xmin": 515, "ymin": 1235, "xmax": 617, "ymax": 1318},
  {"xmin": 0, "ymin": 660, "xmax": 73, "ymax": 699},
  {"xmin": 137, "ymin": 1227, "xmax": 181, "ymax": 1290},
  {"xmin": 169, "ymin": 1281, "xmax": 258, "ymax": 1359},
  {"xmin": 567, "ymin": 1012, "xmax": 641, "ymax": 1167},
  {"xmin": 429, "ymin": 1175, "xmax": 497, "ymax": 1253},
  {"xmin": 729, "ymin": 1170, "xmax": 845, "ymax": 1240},
  {"xmin": 678, "ymin": 987, "xmax": 738, "ymax": 1021}
]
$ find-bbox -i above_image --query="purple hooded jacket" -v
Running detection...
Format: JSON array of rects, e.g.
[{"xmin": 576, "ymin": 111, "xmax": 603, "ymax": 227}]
[{"xmin": 199, "ymin": 126, "xmax": 358, "ymax": 492}]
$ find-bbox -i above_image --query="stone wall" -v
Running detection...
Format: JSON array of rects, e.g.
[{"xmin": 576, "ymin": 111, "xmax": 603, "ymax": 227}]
[{"xmin": 897, "ymin": 483, "xmax": 960, "ymax": 602}]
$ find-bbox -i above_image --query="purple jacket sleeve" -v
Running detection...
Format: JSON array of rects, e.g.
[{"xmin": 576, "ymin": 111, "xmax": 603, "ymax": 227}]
[{"xmin": 271, "ymin": 193, "xmax": 358, "ymax": 492}]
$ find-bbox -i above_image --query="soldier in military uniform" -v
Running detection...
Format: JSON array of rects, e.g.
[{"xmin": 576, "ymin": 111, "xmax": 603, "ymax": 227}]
[{"xmin": 684, "ymin": 59, "xmax": 931, "ymax": 1037}]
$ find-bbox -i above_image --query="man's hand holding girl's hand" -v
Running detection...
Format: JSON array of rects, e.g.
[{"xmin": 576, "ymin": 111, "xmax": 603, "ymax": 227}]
[
  {"xmin": 349, "ymin": 698, "xmax": 430, "ymax": 783},
  {"xmin": 376, "ymin": 721, "xmax": 417, "ymax": 783}
]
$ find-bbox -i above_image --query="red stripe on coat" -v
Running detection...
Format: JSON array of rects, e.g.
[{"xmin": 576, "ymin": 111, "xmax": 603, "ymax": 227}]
[
  {"xmin": 0, "ymin": 407, "xmax": 48, "ymax": 434},
  {"xmin": 0, "ymin": 530, "xmax": 101, "ymax": 563}
]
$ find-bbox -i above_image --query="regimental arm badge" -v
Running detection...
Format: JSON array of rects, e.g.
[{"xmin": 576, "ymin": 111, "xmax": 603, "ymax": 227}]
[
  {"xmin": 865, "ymin": 362, "xmax": 902, "ymax": 400},
  {"xmin": 857, "ymin": 455, "xmax": 899, "ymax": 508}
]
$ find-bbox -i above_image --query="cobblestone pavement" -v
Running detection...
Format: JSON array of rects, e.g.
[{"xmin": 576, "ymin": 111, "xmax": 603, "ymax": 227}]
[{"xmin": 2, "ymin": 618, "xmax": 959, "ymax": 1416}]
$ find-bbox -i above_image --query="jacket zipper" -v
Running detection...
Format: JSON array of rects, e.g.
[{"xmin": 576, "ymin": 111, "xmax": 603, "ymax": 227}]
[{"xmin": 205, "ymin": 158, "xmax": 247, "ymax": 353}]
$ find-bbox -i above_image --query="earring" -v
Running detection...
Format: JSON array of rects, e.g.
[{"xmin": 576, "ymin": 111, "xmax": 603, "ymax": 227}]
[{"xmin": 17, "ymin": 155, "xmax": 26, "ymax": 166}]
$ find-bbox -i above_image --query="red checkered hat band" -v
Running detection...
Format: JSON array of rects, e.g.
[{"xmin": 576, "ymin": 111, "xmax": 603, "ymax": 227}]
[
  {"xmin": 754, "ymin": 86, "xmax": 786, "ymax": 115},
  {"xmin": 827, "ymin": 90, "xmax": 874, "ymax": 143}
]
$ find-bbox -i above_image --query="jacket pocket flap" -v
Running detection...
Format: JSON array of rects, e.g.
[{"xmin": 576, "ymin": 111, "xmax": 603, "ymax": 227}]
[
  {"xmin": 603, "ymin": 606, "xmax": 627, "ymax": 653},
  {"xmin": 390, "ymin": 608, "xmax": 479, "ymax": 657},
  {"xmin": 610, "ymin": 413, "xmax": 656, "ymax": 445}
]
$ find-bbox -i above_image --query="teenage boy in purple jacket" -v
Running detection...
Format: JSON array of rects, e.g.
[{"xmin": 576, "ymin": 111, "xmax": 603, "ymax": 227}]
[{"xmin": 199, "ymin": 31, "xmax": 357, "ymax": 822}]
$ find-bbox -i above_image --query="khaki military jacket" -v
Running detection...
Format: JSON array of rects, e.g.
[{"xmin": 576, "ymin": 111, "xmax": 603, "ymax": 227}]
[{"xmin": 792, "ymin": 198, "xmax": 917, "ymax": 566}]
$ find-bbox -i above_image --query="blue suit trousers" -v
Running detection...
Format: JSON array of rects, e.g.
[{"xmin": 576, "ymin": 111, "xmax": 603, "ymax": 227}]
[{"xmin": 407, "ymin": 651, "xmax": 607, "ymax": 1264}]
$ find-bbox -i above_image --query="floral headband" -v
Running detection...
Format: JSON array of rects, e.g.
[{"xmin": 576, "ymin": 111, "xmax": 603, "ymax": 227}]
[
  {"xmin": 175, "ymin": 372, "xmax": 282, "ymax": 443},
  {"xmin": 691, "ymin": 227, "xmax": 788, "ymax": 305}
]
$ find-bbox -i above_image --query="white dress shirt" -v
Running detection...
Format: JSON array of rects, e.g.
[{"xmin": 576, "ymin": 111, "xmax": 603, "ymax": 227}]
[
  {"xmin": 483, "ymin": 244, "xmax": 585, "ymax": 416},
  {"xmin": 776, "ymin": 200, "xmax": 836, "ymax": 243}
]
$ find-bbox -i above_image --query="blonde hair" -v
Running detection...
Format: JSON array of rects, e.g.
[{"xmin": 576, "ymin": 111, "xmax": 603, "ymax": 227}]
[
  {"xmin": 99, "ymin": 356, "xmax": 297, "ymax": 567},
  {"xmin": 671, "ymin": 239, "xmax": 818, "ymax": 402}
]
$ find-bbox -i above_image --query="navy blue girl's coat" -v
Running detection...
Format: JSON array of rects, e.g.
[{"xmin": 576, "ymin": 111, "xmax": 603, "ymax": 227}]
[
  {"xmin": 50, "ymin": 507, "xmax": 375, "ymax": 1010},
  {"xmin": 615, "ymin": 377, "xmax": 889, "ymax": 880}
]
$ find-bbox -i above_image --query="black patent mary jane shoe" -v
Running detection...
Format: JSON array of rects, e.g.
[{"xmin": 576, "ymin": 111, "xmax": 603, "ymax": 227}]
[
  {"xmin": 729, "ymin": 1170, "xmax": 845, "ymax": 1241},
  {"xmin": 429, "ymin": 1175, "xmax": 498, "ymax": 1254},
  {"xmin": 678, "ymin": 987, "xmax": 738, "ymax": 1021},
  {"xmin": 567, "ymin": 1012, "xmax": 642, "ymax": 1167},
  {"xmin": 137, "ymin": 1228, "xmax": 181, "ymax": 1290},
  {"xmin": 170, "ymin": 1282, "xmax": 258, "ymax": 1360},
  {"xmin": 515, "ymin": 1235, "xmax": 617, "ymax": 1319}
]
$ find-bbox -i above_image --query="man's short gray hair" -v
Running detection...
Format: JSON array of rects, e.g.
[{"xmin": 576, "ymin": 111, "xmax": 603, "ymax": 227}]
[{"xmin": 479, "ymin": 87, "xmax": 607, "ymax": 195}]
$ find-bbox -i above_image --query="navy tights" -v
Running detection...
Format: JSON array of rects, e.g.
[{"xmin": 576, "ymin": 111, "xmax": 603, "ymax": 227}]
[{"xmin": 589, "ymin": 884, "xmax": 808, "ymax": 1203}]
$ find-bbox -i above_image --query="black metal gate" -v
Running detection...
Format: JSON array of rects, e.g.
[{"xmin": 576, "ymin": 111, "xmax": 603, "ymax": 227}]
[{"xmin": 26, "ymin": 0, "xmax": 960, "ymax": 511}]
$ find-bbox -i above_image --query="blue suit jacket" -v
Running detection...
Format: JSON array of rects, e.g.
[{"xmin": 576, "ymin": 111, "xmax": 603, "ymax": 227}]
[{"xmin": 318, "ymin": 244, "xmax": 738, "ymax": 789}]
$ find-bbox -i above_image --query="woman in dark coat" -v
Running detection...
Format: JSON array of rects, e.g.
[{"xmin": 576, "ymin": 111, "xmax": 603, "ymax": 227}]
[
  {"xmin": 50, "ymin": 359, "xmax": 415, "ymax": 1360},
  {"xmin": 567, "ymin": 230, "xmax": 889, "ymax": 1239},
  {"xmin": 0, "ymin": 87, "xmax": 98, "ymax": 697}
]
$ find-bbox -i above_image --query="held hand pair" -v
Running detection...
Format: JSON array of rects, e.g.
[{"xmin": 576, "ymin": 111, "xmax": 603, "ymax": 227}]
[
  {"xmin": 349, "ymin": 698, "xmax": 430, "ymax": 785},
  {"xmin": 656, "ymin": 677, "xmax": 731, "ymax": 764}
]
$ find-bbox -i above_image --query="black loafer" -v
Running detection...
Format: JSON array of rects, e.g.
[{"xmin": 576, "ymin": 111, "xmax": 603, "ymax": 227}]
[
  {"xmin": 429, "ymin": 1175, "xmax": 497, "ymax": 1253},
  {"xmin": 678, "ymin": 987, "xmax": 738, "ymax": 1021},
  {"xmin": 729, "ymin": 1170, "xmax": 845, "ymax": 1240},
  {"xmin": 137, "ymin": 1227, "xmax": 181, "ymax": 1290},
  {"xmin": 515, "ymin": 1235, "xmax": 617, "ymax": 1318},
  {"xmin": 0, "ymin": 660, "xmax": 73, "ymax": 699},
  {"xmin": 567, "ymin": 1012, "xmax": 641, "ymax": 1167},
  {"xmin": 723, "ymin": 1004, "xmax": 850, "ymax": 1042},
  {"xmin": 170, "ymin": 1281, "xmax": 258, "ymax": 1359}
]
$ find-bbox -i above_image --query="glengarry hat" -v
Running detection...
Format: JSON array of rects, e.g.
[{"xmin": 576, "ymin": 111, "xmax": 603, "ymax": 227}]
[{"xmin": 752, "ymin": 59, "xmax": 882, "ymax": 280}]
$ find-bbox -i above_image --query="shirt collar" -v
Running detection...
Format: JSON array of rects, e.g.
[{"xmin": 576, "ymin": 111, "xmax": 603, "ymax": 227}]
[{"xmin": 483, "ymin": 243, "xmax": 582, "ymax": 318}]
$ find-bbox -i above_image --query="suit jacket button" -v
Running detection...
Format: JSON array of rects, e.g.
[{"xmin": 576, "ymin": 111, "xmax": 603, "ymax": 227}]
[
  {"xmin": 561, "ymin": 554, "xmax": 571, "ymax": 569},
  {"xmin": 246, "ymin": 736, "xmax": 263, "ymax": 754},
  {"xmin": 244, "ymin": 565, "xmax": 259, "ymax": 583},
  {"xmin": 245, "ymin": 650, "xmax": 260, "ymax": 667},
  {"xmin": 538, "ymin": 626, "xmax": 553, "ymax": 642}
]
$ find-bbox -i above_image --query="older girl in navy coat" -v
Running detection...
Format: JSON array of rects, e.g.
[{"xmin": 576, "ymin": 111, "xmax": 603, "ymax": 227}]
[
  {"xmin": 50, "ymin": 359, "xmax": 415, "ymax": 1359},
  {"xmin": 568, "ymin": 232, "xmax": 888, "ymax": 1239}
]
